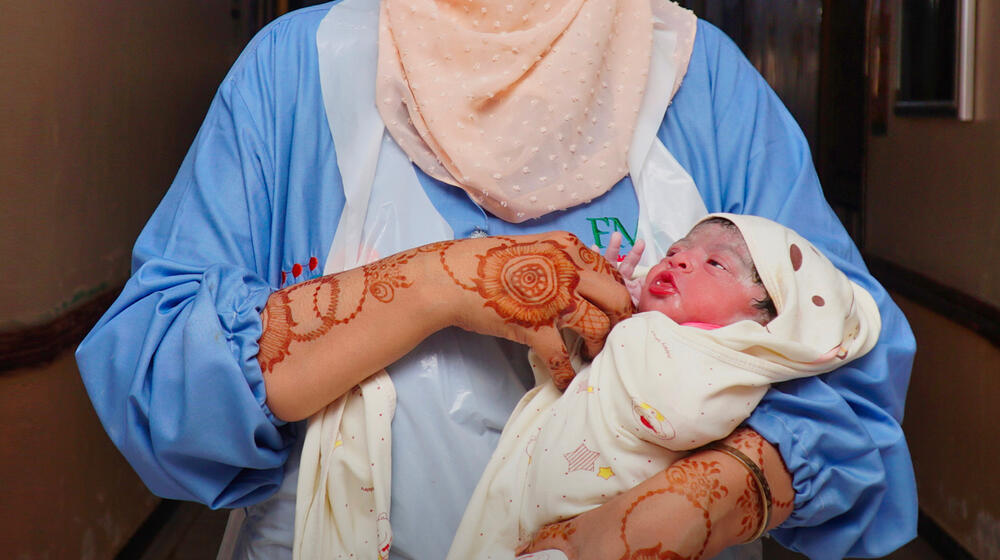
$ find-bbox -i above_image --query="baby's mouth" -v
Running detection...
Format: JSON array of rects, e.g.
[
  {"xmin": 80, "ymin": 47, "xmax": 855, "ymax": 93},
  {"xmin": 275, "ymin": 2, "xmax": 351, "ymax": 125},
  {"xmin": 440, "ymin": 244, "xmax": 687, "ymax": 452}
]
[{"xmin": 647, "ymin": 270, "xmax": 677, "ymax": 296}]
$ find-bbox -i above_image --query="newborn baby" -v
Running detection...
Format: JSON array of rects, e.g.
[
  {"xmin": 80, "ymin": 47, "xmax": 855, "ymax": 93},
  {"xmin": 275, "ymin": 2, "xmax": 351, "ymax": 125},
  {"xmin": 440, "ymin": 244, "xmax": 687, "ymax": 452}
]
[{"xmin": 447, "ymin": 213, "xmax": 882, "ymax": 560}]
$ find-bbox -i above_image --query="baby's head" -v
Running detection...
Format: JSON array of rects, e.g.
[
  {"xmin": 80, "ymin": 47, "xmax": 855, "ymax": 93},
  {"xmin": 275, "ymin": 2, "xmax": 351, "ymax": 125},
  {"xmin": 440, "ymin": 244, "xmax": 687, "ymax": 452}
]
[
  {"xmin": 639, "ymin": 213, "xmax": 882, "ymax": 371},
  {"xmin": 639, "ymin": 217, "xmax": 775, "ymax": 326}
]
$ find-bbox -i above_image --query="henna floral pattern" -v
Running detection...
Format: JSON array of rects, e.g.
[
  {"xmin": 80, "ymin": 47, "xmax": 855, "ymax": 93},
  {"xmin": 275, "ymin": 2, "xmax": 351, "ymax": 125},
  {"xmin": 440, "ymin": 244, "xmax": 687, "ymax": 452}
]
[
  {"xmin": 629, "ymin": 544, "xmax": 690, "ymax": 560},
  {"xmin": 259, "ymin": 276, "xmax": 358, "ymax": 373},
  {"xmin": 533, "ymin": 519, "xmax": 577, "ymax": 543},
  {"xmin": 261, "ymin": 235, "xmax": 630, "ymax": 382},
  {"xmin": 728, "ymin": 428, "xmax": 793, "ymax": 512},
  {"xmin": 364, "ymin": 249, "xmax": 416, "ymax": 302},
  {"xmin": 547, "ymin": 352, "xmax": 574, "ymax": 388},
  {"xmin": 473, "ymin": 240, "xmax": 581, "ymax": 328},
  {"xmin": 259, "ymin": 249, "xmax": 420, "ymax": 373},
  {"xmin": 735, "ymin": 472, "xmax": 762, "ymax": 538},
  {"xmin": 617, "ymin": 487, "xmax": 687, "ymax": 560},
  {"xmin": 258, "ymin": 299, "xmax": 293, "ymax": 374},
  {"xmin": 524, "ymin": 432, "xmax": 785, "ymax": 559},
  {"xmin": 618, "ymin": 460, "xmax": 727, "ymax": 560},
  {"xmin": 664, "ymin": 460, "xmax": 728, "ymax": 511},
  {"xmin": 561, "ymin": 300, "xmax": 613, "ymax": 349},
  {"xmin": 578, "ymin": 244, "xmax": 623, "ymax": 283}
]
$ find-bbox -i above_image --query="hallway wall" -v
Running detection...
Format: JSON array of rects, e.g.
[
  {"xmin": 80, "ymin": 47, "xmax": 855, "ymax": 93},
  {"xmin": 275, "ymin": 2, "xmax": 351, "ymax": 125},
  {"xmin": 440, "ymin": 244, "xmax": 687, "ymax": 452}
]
[
  {"xmin": 0, "ymin": 2, "xmax": 245, "ymax": 557},
  {"xmin": 865, "ymin": 3, "xmax": 1000, "ymax": 558},
  {"xmin": 867, "ymin": 2, "xmax": 999, "ymax": 307},
  {"xmin": 0, "ymin": 1, "xmax": 244, "ymax": 327}
]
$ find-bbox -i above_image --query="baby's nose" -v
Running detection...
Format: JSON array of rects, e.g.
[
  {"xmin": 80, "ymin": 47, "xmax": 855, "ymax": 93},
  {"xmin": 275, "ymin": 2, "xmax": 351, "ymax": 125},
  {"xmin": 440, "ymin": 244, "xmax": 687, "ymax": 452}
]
[{"xmin": 667, "ymin": 251, "xmax": 692, "ymax": 270}]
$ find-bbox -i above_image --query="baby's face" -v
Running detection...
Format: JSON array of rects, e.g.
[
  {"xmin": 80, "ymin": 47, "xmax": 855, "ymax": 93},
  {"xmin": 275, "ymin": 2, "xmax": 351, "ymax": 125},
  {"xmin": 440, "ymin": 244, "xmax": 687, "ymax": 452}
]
[{"xmin": 638, "ymin": 222, "xmax": 768, "ymax": 326}]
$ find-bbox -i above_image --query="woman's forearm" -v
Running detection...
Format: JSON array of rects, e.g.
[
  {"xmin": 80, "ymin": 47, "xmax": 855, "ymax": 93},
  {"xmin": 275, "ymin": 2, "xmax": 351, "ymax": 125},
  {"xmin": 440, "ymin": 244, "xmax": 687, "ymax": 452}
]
[
  {"xmin": 259, "ymin": 246, "xmax": 450, "ymax": 421},
  {"xmin": 522, "ymin": 427, "xmax": 794, "ymax": 559},
  {"xmin": 260, "ymin": 233, "xmax": 633, "ymax": 422}
]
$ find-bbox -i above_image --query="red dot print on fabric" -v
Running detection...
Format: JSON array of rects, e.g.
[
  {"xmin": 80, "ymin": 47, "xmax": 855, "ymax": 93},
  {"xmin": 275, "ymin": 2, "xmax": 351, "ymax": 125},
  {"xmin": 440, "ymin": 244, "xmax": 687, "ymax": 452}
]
[
  {"xmin": 790, "ymin": 244, "xmax": 803, "ymax": 271},
  {"xmin": 812, "ymin": 295, "xmax": 825, "ymax": 306},
  {"xmin": 292, "ymin": 263, "xmax": 303, "ymax": 277},
  {"xmin": 309, "ymin": 256, "xmax": 319, "ymax": 271}
]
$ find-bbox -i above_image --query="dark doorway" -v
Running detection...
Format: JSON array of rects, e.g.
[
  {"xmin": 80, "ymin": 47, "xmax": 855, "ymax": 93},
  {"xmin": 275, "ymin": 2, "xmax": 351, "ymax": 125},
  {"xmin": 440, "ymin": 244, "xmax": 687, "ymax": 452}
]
[{"xmin": 679, "ymin": 0, "xmax": 868, "ymax": 244}]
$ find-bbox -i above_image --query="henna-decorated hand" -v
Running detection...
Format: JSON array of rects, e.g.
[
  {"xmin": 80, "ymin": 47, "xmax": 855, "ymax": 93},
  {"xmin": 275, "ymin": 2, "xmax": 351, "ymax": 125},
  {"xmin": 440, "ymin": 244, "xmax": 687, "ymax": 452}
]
[
  {"xmin": 518, "ymin": 427, "xmax": 796, "ymax": 560},
  {"xmin": 430, "ymin": 231, "xmax": 635, "ymax": 388}
]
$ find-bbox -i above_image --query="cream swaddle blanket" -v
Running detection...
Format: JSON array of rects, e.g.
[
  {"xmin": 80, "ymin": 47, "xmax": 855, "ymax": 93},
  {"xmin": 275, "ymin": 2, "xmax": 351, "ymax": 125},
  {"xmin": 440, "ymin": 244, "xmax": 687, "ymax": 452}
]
[{"xmin": 447, "ymin": 213, "xmax": 882, "ymax": 559}]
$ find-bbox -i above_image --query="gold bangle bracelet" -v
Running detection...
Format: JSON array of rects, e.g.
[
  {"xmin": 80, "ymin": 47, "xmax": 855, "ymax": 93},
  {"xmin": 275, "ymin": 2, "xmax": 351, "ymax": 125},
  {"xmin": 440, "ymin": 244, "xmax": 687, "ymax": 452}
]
[{"xmin": 704, "ymin": 442, "xmax": 773, "ymax": 543}]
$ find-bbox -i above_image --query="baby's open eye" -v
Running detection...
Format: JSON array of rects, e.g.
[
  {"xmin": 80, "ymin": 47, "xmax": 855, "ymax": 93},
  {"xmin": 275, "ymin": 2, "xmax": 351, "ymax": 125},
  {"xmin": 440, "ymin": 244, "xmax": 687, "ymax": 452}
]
[{"xmin": 708, "ymin": 259, "xmax": 726, "ymax": 270}]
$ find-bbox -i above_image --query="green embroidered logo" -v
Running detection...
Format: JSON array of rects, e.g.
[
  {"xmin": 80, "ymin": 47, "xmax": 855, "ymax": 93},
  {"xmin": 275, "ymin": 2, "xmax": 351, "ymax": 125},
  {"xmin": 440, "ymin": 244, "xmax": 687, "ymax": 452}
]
[{"xmin": 586, "ymin": 217, "xmax": 636, "ymax": 249}]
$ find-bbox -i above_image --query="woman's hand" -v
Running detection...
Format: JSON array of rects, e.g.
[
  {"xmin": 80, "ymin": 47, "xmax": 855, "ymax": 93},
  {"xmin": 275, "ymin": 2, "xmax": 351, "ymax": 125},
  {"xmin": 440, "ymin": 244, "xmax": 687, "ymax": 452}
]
[
  {"xmin": 429, "ymin": 231, "xmax": 635, "ymax": 387},
  {"xmin": 518, "ymin": 427, "xmax": 795, "ymax": 559}
]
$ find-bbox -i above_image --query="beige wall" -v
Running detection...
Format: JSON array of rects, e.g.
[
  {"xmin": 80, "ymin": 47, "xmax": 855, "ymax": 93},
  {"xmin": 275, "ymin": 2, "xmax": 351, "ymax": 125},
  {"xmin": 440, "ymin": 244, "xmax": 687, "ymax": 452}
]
[
  {"xmin": 866, "ymin": 1, "xmax": 1000, "ymax": 308},
  {"xmin": 0, "ymin": 354, "xmax": 160, "ymax": 559},
  {"xmin": 0, "ymin": 1, "xmax": 243, "ymax": 328},
  {"xmin": 866, "ymin": 4, "xmax": 1000, "ymax": 558},
  {"xmin": 0, "ymin": 1, "xmax": 246, "ymax": 556},
  {"xmin": 896, "ymin": 296, "xmax": 1000, "ymax": 560}
]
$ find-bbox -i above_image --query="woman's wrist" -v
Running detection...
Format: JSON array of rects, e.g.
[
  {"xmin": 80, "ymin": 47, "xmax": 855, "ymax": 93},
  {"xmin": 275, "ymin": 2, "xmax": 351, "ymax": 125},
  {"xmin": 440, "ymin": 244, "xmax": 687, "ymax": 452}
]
[
  {"xmin": 410, "ymin": 241, "xmax": 472, "ymax": 333},
  {"xmin": 702, "ymin": 443, "xmax": 773, "ymax": 543},
  {"xmin": 709, "ymin": 428, "xmax": 796, "ymax": 539}
]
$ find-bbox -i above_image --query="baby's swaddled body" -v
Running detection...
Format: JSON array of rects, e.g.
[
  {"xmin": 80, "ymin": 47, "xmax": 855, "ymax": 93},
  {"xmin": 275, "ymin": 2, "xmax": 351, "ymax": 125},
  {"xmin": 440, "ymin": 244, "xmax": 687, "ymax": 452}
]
[{"xmin": 448, "ymin": 312, "xmax": 774, "ymax": 559}]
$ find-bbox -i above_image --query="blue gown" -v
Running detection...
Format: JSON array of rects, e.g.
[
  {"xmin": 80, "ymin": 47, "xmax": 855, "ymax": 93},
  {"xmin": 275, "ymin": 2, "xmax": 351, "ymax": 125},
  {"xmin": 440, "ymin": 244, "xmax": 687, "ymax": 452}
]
[{"xmin": 76, "ymin": 4, "xmax": 917, "ymax": 559}]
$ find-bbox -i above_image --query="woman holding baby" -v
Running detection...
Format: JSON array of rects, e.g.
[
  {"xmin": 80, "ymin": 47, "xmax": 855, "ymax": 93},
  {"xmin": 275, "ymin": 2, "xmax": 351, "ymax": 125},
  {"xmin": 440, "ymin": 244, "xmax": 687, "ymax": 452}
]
[{"xmin": 78, "ymin": 1, "xmax": 916, "ymax": 558}]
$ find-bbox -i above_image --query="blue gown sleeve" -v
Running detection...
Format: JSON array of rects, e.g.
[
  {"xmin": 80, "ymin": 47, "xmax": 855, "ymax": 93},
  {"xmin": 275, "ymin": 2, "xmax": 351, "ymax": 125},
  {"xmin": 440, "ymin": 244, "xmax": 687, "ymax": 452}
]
[
  {"xmin": 75, "ymin": 25, "xmax": 299, "ymax": 509},
  {"xmin": 660, "ymin": 22, "xmax": 917, "ymax": 559}
]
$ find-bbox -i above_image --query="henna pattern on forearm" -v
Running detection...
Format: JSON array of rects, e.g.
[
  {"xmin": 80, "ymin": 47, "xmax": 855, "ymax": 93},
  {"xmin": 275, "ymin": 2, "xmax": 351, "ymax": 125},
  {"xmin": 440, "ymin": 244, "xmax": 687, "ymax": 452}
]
[
  {"xmin": 734, "ymin": 472, "xmax": 763, "ymax": 539},
  {"xmin": 533, "ymin": 519, "xmax": 578, "ymax": 543},
  {"xmin": 618, "ymin": 460, "xmax": 728, "ymax": 560},
  {"xmin": 729, "ymin": 428, "xmax": 795, "ymax": 536},
  {"xmin": 629, "ymin": 545, "xmax": 689, "ymax": 560},
  {"xmin": 260, "ymin": 235, "xmax": 627, "ymax": 379},
  {"xmin": 363, "ymin": 249, "xmax": 416, "ymax": 302},
  {"xmin": 259, "ymin": 248, "xmax": 419, "ymax": 373},
  {"xmin": 731, "ymin": 428, "xmax": 795, "ymax": 509},
  {"xmin": 727, "ymin": 430, "xmax": 767, "ymax": 537},
  {"xmin": 259, "ymin": 276, "xmax": 354, "ymax": 373}
]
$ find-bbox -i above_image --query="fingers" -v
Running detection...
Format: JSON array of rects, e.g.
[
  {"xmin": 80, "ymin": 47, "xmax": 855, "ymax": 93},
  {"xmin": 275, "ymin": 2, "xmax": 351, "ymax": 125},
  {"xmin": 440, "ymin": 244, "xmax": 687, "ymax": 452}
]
[
  {"xmin": 560, "ymin": 299, "xmax": 612, "ymax": 360},
  {"xmin": 618, "ymin": 239, "xmax": 645, "ymax": 279},
  {"xmin": 520, "ymin": 519, "xmax": 579, "ymax": 557},
  {"xmin": 603, "ymin": 232, "xmax": 623, "ymax": 265},
  {"xmin": 575, "ymin": 267, "xmax": 635, "ymax": 326},
  {"xmin": 524, "ymin": 325, "xmax": 575, "ymax": 389},
  {"xmin": 554, "ymin": 238, "xmax": 633, "ymax": 330}
]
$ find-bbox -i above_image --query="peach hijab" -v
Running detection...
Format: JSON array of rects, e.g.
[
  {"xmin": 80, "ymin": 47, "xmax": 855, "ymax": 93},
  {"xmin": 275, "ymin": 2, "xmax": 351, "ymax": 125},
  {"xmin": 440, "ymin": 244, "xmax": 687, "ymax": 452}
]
[{"xmin": 378, "ymin": 0, "xmax": 668, "ymax": 223}]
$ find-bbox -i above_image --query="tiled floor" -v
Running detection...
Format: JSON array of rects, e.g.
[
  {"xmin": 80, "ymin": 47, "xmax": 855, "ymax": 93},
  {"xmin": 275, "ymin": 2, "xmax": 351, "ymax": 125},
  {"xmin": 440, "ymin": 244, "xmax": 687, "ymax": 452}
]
[{"xmin": 153, "ymin": 503, "xmax": 949, "ymax": 560}]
